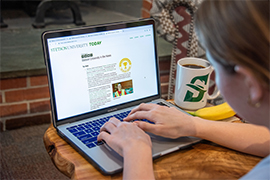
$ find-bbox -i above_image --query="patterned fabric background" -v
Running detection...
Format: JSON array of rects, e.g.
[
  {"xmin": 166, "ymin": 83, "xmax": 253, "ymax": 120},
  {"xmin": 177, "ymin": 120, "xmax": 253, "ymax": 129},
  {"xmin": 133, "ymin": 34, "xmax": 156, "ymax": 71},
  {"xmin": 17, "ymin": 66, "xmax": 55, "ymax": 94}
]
[{"xmin": 150, "ymin": 0, "xmax": 205, "ymax": 99}]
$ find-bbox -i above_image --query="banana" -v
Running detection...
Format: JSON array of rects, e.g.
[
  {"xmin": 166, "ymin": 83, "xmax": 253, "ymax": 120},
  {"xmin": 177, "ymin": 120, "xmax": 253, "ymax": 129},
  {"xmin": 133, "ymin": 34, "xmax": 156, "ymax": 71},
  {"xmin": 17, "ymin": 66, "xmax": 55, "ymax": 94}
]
[{"xmin": 187, "ymin": 102, "xmax": 236, "ymax": 120}]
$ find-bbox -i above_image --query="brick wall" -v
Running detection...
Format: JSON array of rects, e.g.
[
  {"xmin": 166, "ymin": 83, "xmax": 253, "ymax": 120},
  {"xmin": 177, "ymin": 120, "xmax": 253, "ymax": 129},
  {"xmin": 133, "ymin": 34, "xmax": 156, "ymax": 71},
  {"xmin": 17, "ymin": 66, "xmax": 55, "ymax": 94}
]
[
  {"xmin": 0, "ymin": 75, "xmax": 51, "ymax": 131},
  {"xmin": 159, "ymin": 58, "xmax": 170, "ymax": 99},
  {"xmin": 141, "ymin": 0, "xmax": 153, "ymax": 18}
]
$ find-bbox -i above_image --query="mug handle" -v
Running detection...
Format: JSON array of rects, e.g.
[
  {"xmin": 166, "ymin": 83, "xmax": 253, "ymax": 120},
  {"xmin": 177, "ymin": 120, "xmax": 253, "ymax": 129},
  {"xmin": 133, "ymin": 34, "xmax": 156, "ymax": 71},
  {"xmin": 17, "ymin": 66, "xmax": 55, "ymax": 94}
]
[{"xmin": 206, "ymin": 67, "xmax": 220, "ymax": 100}]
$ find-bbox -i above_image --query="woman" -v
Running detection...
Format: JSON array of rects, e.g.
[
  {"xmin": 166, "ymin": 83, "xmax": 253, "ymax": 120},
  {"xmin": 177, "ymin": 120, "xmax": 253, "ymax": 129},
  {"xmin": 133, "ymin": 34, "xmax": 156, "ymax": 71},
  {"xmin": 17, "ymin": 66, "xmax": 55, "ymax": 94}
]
[{"xmin": 98, "ymin": 1, "xmax": 270, "ymax": 179}]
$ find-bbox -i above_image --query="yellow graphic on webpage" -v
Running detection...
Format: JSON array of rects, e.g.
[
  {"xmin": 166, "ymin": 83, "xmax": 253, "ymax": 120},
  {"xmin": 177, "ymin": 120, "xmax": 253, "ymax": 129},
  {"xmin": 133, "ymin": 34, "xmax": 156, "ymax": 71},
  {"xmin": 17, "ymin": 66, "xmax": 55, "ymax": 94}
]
[{"xmin": 119, "ymin": 58, "xmax": 131, "ymax": 72}]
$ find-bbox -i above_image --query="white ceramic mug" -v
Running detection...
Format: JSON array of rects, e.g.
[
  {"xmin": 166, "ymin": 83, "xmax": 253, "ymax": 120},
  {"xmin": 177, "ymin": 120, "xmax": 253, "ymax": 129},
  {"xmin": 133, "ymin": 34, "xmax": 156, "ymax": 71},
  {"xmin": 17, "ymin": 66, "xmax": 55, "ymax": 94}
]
[{"xmin": 174, "ymin": 57, "xmax": 220, "ymax": 110}]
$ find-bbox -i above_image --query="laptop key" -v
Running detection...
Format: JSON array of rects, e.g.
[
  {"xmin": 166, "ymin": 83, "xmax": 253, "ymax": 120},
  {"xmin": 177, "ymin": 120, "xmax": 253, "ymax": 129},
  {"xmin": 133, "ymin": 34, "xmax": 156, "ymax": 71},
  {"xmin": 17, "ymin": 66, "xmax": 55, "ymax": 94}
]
[
  {"xmin": 99, "ymin": 120, "xmax": 106, "ymax": 125},
  {"xmin": 82, "ymin": 137, "xmax": 97, "ymax": 144},
  {"xmin": 86, "ymin": 143, "xmax": 96, "ymax": 148},
  {"xmin": 96, "ymin": 141, "xmax": 104, "ymax": 145},
  {"xmin": 90, "ymin": 122, "xmax": 99, "ymax": 127},
  {"xmin": 157, "ymin": 102, "xmax": 169, "ymax": 107},
  {"xmin": 114, "ymin": 114, "xmax": 121, "ymax": 118},
  {"xmin": 84, "ymin": 124, "xmax": 92, "ymax": 129},
  {"xmin": 73, "ymin": 131, "xmax": 86, "ymax": 137},
  {"xmin": 77, "ymin": 127, "xmax": 85, "ymax": 131},
  {"xmin": 85, "ymin": 129, "xmax": 94, "ymax": 133},
  {"xmin": 91, "ymin": 132, "xmax": 99, "ymax": 137},
  {"xmin": 92, "ymin": 127, "xmax": 100, "ymax": 131},
  {"xmin": 78, "ymin": 134, "xmax": 92, "ymax": 141},
  {"xmin": 68, "ymin": 128, "xmax": 78, "ymax": 133},
  {"xmin": 86, "ymin": 122, "xmax": 94, "ymax": 128}
]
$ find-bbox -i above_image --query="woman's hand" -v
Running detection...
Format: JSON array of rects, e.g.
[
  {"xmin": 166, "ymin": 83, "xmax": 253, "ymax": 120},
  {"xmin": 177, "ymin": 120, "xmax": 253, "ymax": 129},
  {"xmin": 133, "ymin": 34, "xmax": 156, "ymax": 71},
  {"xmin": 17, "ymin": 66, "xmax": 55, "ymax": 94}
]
[
  {"xmin": 97, "ymin": 117, "xmax": 152, "ymax": 157},
  {"xmin": 124, "ymin": 103, "xmax": 197, "ymax": 139},
  {"xmin": 98, "ymin": 117, "xmax": 155, "ymax": 180}
]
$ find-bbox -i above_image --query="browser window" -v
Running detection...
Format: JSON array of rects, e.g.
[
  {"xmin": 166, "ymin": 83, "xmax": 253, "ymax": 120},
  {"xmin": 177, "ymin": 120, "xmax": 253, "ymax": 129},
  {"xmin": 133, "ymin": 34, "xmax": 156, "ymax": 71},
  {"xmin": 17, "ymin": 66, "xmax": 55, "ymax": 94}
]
[{"xmin": 47, "ymin": 25, "xmax": 158, "ymax": 120}]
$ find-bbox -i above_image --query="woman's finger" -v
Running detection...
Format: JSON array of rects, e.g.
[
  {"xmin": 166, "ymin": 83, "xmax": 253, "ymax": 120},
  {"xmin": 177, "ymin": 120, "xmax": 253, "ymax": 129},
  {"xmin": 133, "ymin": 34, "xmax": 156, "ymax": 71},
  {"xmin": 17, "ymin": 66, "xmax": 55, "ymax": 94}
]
[
  {"xmin": 128, "ymin": 103, "xmax": 156, "ymax": 115},
  {"xmin": 100, "ymin": 120, "xmax": 117, "ymax": 134},
  {"xmin": 124, "ymin": 111, "xmax": 154, "ymax": 122},
  {"xmin": 108, "ymin": 117, "xmax": 121, "ymax": 127},
  {"xmin": 97, "ymin": 131, "xmax": 111, "ymax": 142},
  {"xmin": 134, "ymin": 121, "xmax": 158, "ymax": 134}
]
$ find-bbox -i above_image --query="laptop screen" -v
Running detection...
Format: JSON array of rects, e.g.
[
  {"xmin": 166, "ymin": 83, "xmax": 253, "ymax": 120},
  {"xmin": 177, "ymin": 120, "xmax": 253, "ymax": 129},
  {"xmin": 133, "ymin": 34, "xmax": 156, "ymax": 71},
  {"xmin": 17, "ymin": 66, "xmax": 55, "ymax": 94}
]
[{"xmin": 44, "ymin": 20, "xmax": 159, "ymax": 121}]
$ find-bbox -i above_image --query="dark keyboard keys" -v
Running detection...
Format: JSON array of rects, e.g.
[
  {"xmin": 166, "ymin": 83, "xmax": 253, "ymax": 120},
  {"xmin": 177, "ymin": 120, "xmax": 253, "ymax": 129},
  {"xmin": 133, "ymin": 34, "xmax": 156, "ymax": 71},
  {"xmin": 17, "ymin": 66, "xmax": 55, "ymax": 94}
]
[
  {"xmin": 77, "ymin": 127, "xmax": 85, "ymax": 131},
  {"xmin": 67, "ymin": 128, "xmax": 77, "ymax": 133},
  {"xmin": 86, "ymin": 143, "xmax": 96, "ymax": 148},
  {"xmin": 67, "ymin": 109, "xmax": 154, "ymax": 149},
  {"xmin": 92, "ymin": 127, "xmax": 100, "ymax": 131},
  {"xmin": 91, "ymin": 132, "xmax": 99, "ymax": 137},
  {"xmin": 85, "ymin": 129, "xmax": 94, "ymax": 133},
  {"xmin": 157, "ymin": 102, "xmax": 169, "ymax": 107},
  {"xmin": 77, "ymin": 134, "xmax": 92, "ymax": 141},
  {"xmin": 73, "ymin": 131, "xmax": 86, "ymax": 137},
  {"xmin": 96, "ymin": 141, "xmax": 104, "ymax": 145},
  {"xmin": 82, "ymin": 137, "xmax": 97, "ymax": 145}
]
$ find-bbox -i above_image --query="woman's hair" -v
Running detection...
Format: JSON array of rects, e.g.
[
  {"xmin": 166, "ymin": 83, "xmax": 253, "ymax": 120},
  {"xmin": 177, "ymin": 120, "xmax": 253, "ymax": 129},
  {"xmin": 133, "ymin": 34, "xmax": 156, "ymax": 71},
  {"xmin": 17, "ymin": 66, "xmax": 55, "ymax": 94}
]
[{"xmin": 195, "ymin": 0, "xmax": 269, "ymax": 89}]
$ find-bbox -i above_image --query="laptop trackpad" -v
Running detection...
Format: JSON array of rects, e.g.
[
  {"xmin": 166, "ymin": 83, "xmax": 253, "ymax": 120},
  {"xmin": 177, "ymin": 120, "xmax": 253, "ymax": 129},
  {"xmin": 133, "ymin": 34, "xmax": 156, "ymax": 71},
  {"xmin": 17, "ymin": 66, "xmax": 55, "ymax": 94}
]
[
  {"xmin": 88, "ymin": 134, "xmax": 200, "ymax": 174},
  {"xmin": 89, "ymin": 144, "xmax": 123, "ymax": 174},
  {"xmin": 150, "ymin": 134, "xmax": 201, "ymax": 156}
]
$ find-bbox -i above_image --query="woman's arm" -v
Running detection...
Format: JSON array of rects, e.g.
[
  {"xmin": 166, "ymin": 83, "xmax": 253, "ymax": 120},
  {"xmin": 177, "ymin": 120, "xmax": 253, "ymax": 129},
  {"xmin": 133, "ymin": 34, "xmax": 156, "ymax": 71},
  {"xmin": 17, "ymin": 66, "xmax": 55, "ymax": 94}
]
[
  {"xmin": 124, "ymin": 103, "xmax": 270, "ymax": 157},
  {"xmin": 194, "ymin": 119, "xmax": 270, "ymax": 157},
  {"xmin": 97, "ymin": 117, "xmax": 155, "ymax": 180},
  {"xmin": 123, "ymin": 144, "xmax": 154, "ymax": 180}
]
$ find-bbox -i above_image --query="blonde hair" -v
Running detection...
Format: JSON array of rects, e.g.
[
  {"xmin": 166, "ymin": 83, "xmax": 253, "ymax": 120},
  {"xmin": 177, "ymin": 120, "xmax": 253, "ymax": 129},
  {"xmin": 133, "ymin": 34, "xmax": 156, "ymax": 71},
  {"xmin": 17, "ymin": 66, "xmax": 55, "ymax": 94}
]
[{"xmin": 195, "ymin": 0, "xmax": 269, "ymax": 89}]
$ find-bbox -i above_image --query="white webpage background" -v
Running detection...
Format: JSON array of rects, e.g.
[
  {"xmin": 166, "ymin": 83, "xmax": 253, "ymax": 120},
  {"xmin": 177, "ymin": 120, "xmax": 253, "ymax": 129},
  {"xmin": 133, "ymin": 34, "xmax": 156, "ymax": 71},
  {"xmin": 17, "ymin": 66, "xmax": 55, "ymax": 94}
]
[{"xmin": 48, "ymin": 25, "xmax": 158, "ymax": 120}]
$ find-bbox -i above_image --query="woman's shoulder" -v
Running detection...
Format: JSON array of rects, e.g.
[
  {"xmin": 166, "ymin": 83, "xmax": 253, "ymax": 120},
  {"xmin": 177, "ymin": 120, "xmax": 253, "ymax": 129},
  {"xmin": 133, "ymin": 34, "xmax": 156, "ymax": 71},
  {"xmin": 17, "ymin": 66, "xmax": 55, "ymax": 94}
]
[{"xmin": 240, "ymin": 155, "xmax": 270, "ymax": 179}]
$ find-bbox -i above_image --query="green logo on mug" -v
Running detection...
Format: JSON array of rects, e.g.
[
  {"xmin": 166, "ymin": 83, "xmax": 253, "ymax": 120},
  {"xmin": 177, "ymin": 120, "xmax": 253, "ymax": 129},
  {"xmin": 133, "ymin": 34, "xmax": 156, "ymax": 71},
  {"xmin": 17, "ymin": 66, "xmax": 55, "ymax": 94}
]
[{"xmin": 184, "ymin": 74, "xmax": 209, "ymax": 102}]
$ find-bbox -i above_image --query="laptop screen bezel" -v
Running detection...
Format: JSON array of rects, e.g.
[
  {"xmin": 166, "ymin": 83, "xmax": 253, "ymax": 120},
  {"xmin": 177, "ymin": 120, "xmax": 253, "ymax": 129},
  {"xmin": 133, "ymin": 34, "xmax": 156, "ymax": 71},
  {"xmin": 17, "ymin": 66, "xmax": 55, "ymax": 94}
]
[{"xmin": 42, "ymin": 18, "xmax": 161, "ymax": 127}]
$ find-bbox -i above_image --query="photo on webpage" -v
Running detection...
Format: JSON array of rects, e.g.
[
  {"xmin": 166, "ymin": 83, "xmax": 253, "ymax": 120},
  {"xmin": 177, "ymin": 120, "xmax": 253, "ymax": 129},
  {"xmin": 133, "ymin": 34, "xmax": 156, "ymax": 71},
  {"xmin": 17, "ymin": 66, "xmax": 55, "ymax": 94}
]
[{"xmin": 112, "ymin": 80, "xmax": 133, "ymax": 98}]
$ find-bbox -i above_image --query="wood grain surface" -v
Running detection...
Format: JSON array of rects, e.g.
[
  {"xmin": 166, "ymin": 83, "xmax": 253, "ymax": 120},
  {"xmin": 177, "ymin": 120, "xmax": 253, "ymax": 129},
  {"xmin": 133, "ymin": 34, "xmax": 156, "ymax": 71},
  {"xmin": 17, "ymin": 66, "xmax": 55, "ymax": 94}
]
[{"xmin": 43, "ymin": 123, "xmax": 262, "ymax": 180}]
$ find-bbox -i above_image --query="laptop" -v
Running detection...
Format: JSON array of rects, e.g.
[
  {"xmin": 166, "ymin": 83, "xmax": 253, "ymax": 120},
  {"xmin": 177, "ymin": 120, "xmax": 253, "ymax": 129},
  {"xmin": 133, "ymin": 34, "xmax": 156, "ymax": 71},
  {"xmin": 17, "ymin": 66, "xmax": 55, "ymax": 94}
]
[{"xmin": 41, "ymin": 18, "xmax": 201, "ymax": 175}]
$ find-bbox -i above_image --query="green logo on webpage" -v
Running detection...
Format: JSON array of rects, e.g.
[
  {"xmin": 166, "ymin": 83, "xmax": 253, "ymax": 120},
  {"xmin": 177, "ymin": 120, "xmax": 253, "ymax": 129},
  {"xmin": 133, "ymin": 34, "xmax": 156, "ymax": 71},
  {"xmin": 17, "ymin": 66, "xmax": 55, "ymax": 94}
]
[
  {"xmin": 89, "ymin": 41, "xmax": 102, "ymax": 46},
  {"xmin": 81, "ymin": 53, "xmax": 93, "ymax": 58}
]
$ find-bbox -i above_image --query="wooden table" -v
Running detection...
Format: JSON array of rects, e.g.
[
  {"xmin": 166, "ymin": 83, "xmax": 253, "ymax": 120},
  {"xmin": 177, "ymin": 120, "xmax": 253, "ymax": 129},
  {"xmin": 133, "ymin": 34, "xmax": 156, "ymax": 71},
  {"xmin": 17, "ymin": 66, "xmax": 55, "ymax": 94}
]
[{"xmin": 43, "ymin": 112, "xmax": 262, "ymax": 179}]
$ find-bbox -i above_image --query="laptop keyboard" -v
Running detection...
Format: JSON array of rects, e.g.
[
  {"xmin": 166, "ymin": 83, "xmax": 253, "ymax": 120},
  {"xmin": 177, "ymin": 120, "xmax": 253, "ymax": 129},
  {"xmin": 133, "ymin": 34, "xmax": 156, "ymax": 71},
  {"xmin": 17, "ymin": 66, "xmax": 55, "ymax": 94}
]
[{"xmin": 66, "ymin": 109, "xmax": 155, "ymax": 149}]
